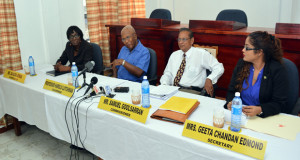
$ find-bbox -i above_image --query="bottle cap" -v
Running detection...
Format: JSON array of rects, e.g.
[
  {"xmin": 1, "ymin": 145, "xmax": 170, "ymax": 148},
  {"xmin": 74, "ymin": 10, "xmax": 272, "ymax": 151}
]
[
  {"xmin": 72, "ymin": 62, "xmax": 76, "ymax": 65},
  {"xmin": 235, "ymin": 92, "xmax": 240, "ymax": 97},
  {"xmin": 143, "ymin": 76, "xmax": 147, "ymax": 79}
]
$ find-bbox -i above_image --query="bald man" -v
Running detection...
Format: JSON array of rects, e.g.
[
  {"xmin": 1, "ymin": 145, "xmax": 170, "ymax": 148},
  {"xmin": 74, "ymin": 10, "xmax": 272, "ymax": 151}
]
[{"xmin": 111, "ymin": 25, "xmax": 150, "ymax": 82}]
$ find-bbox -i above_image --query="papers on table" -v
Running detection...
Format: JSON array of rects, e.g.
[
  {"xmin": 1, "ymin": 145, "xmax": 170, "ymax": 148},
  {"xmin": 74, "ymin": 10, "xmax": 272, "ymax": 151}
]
[
  {"xmin": 246, "ymin": 114, "xmax": 300, "ymax": 140},
  {"xmin": 159, "ymin": 96, "xmax": 198, "ymax": 114},
  {"xmin": 150, "ymin": 85, "xmax": 179, "ymax": 100}
]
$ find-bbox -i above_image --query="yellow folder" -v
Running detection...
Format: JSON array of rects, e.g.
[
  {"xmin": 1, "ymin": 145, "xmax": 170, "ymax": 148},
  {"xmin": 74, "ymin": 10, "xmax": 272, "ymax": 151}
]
[{"xmin": 159, "ymin": 96, "xmax": 198, "ymax": 114}]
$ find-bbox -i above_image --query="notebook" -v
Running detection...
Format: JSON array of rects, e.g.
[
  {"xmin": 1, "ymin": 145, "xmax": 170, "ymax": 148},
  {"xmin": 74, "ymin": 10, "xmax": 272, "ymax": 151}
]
[{"xmin": 46, "ymin": 70, "xmax": 69, "ymax": 77}]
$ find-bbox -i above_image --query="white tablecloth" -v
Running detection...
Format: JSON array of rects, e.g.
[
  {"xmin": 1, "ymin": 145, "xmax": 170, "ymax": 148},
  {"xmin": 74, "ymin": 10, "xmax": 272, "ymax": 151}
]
[{"xmin": 1, "ymin": 65, "xmax": 299, "ymax": 160}]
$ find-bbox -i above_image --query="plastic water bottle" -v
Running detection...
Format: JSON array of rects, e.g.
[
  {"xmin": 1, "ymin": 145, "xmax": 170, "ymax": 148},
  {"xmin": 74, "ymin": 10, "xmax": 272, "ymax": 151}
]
[
  {"xmin": 71, "ymin": 62, "xmax": 79, "ymax": 88},
  {"xmin": 141, "ymin": 76, "xmax": 150, "ymax": 108},
  {"xmin": 231, "ymin": 92, "xmax": 243, "ymax": 132},
  {"xmin": 28, "ymin": 56, "xmax": 36, "ymax": 76}
]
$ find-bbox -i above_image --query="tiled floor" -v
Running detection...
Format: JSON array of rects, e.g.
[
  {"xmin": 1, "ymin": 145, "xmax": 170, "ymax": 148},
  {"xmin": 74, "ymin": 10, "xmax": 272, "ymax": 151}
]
[{"xmin": 0, "ymin": 124, "xmax": 96, "ymax": 160}]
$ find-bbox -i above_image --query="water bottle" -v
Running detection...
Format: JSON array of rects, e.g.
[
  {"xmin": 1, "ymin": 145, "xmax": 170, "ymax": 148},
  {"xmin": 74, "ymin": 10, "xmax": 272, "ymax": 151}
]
[
  {"xmin": 141, "ymin": 76, "xmax": 150, "ymax": 108},
  {"xmin": 28, "ymin": 56, "xmax": 36, "ymax": 76},
  {"xmin": 71, "ymin": 62, "xmax": 79, "ymax": 88},
  {"xmin": 231, "ymin": 92, "xmax": 243, "ymax": 132}
]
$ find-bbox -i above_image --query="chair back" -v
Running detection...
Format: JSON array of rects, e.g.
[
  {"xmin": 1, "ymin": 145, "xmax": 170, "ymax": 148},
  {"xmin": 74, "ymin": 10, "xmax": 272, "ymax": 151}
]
[
  {"xmin": 283, "ymin": 58, "xmax": 299, "ymax": 114},
  {"xmin": 216, "ymin": 9, "xmax": 248, "ymax": 26},
  {"xmin": 90, "ymin": 43, "xmax": 104, "ymax": 75},
  {"xmin": 149, "ymin": 9, "xmax": 172, "ymax": 20},
  {"xmin": 146, "ymin": 48, "xmax": 157, "ymax": 85}
]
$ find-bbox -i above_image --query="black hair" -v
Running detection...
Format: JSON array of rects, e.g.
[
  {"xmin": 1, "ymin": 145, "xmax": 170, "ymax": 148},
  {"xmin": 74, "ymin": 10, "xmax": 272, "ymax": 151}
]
[
  {"xmin": 66, "ymin": 26, "xmax": 84, "ymax": 41},
  {"xmin": 179, "ymin": 28, "xmax": 194, "ymax": 38},
  {"xmin": 248, "ymin": 31, "xmax": 283, "ymax": 63}
]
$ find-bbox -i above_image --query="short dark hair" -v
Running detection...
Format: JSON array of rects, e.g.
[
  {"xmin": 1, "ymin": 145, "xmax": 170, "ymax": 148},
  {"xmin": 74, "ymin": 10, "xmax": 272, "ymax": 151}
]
[
  {"xmin": 179, "ymin": 28, "xmax": 193, "ymax": 38},
  {"xmin": 66, "ymin": 26, "xmax": 84, "ymax": 41}
]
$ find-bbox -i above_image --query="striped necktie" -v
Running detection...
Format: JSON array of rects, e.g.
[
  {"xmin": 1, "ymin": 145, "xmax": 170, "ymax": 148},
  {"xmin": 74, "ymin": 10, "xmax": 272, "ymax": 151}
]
[{"xmin": 173, "ymin": 53, "xmax": 186, "ymax": 86}]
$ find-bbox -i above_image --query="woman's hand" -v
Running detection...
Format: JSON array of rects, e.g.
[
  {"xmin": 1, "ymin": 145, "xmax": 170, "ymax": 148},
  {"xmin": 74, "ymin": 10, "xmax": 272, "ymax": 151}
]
[
  {"xmin": 242, "ymin": 106, "xmax": 262, "ymax": 117},
  {"xmin": 57, "ymin": 65, "xmax": 71, "ymax": 72},
  {"xmin": 54, "ymin": 62, "xmax": 62, "ymax": 71},
  {"xmin": 227, "ymin": 101, "xmax": 232, "ymax": 111}
]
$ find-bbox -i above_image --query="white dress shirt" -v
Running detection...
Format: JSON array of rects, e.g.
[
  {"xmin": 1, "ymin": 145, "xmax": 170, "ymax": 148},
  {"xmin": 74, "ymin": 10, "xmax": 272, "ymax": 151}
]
[{"xmin": 160, "ymin": 47, "xmax": 224, "ymax": 88}]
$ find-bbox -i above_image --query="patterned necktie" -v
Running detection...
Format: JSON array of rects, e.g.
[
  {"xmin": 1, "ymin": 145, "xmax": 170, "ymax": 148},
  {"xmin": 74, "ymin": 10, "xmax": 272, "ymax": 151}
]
[{"xmin": 173, "ymin": 53, "xmax": 186, "ymax": 86}]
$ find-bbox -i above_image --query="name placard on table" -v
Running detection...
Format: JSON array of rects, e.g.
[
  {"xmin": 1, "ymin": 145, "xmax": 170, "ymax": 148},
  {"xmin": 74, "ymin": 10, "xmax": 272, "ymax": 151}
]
[
  {"xmin": 3, "ymin": 69, "xmax": 26, "ymax": 83},
  {"xmin": 98, "ymin": 96, "xmax": 150, "ymax": 124},
  {"xmin": 182, "ymin": 120, "xmax": 267, "ymax": 160},
  {"xmin": 43, "ymin": 79, "xmax": 75, "ymax": 97}
]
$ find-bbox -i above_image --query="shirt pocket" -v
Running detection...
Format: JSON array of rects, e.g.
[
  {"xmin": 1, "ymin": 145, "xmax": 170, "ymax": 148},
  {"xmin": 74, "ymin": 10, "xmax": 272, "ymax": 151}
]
[{"xmin": 185, "ymin": 66, "xmax": 201, "ymax": 78}]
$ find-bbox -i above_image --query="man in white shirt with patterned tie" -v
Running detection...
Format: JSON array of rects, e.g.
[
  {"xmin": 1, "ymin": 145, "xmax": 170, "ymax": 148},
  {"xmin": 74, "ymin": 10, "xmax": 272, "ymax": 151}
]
[{"xmin": 160, "ymin": 28, "xmax": 224, "ymax": 97}]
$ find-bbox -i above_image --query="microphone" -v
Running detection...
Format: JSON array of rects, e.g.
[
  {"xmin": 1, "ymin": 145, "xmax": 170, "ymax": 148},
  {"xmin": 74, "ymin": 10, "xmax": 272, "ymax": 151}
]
[
  {"xmin": 103, "ymin": 85, "xmax": 115, "ymax": 98},
  {"xmin": 78, "ymin": 61, "xmax": 95, "ymax": 77},
  {"xmin": 83, "ymin": 77, "xmax": 98, "ymax": 95},
  {"xmin": 86, "ymin": 85, "xmax": 102, "ymax": 98}
]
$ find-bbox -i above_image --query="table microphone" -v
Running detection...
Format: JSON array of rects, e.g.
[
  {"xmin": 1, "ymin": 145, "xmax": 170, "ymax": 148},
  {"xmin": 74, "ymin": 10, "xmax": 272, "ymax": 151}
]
[
  {"xmin": 83, "ymin": 77, "xmax": 98, "ymax": 95},
  {"xmin": 86, "ymin": 85, "xmax": 102, "ymax": 98},
  {"xmin": 78, "ymin": 61, "xmax": 95, "ymax": 77}
]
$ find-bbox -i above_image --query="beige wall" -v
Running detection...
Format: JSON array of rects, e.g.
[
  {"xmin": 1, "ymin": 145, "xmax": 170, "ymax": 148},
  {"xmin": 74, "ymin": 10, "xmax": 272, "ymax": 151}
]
[{"xmin": 145, "ymin": 0, "xmax": 300, "ymax": 28}]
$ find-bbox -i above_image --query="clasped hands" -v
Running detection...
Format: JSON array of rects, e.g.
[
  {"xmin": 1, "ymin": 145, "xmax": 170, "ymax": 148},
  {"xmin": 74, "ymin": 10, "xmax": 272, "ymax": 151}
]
[
  {"xmin": 227, "ymin": 102, "xmax": 262, "ymax": 117},
  {"xmin": 53, "ymin": 62, "xmax": 71, "ymax": 72}
]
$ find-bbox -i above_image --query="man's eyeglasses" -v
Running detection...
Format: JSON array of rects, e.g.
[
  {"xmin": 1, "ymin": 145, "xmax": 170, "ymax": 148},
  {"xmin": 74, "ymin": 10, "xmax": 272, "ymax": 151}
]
[
  {"xmin": 244, "ymin": 46, "xmax": 258, "ymax": 51},
  {"xmin": 177, "ymin": 38, "xmax": 190, "ymax": 42},
  {"xmin": 122, "ymin": 34, "xmax": 136, "ymax": 42},
  {"xmin": 69, "ymin": 35, "xmax": 80, "ymax": 40}
]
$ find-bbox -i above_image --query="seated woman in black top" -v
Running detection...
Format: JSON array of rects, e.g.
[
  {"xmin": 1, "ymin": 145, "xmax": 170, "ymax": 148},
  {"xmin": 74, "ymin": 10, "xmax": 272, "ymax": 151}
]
[
  {"xmin": 54, "ymin": 26, "xmax": 93, "ymax": 72},
  {"xmin": 225, "ymin": 31, "xmax": 288, "ymax": 118}
]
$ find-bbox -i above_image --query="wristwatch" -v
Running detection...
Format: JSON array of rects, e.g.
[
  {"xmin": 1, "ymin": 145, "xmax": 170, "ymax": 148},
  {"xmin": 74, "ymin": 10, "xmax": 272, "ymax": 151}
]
[{"xmin": 122, "ymin": 60, "xmax": 126, "ymax": 66}]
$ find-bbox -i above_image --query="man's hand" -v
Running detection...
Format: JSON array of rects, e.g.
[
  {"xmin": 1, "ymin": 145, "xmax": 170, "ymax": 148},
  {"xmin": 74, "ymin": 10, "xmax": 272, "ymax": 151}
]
[
  {"xmin": 204, "ymin": 78, "xmax": 214, "ymax": 97},
  {"xmin": 111, "ymin": 59, "xmax": 124, "ymax": 68},
  {"xmin": 110, "ymin": 59, "xmax": 124, "ymax": 78}
]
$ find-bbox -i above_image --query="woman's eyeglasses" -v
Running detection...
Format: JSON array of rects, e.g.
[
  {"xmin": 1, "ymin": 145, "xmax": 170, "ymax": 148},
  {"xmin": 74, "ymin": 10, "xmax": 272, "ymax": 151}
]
[
  {"xmin": 69, "ymin": 35, "xmax": 80, "ymax": 40},
  {"xmin": 244, "ymin": 46, "xmax": 258, "ymax": 51}
]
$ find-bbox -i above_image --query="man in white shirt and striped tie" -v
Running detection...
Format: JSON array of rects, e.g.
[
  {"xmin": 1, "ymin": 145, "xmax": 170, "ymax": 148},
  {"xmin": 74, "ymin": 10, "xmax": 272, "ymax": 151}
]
[{"xmin": 160, "ymin": 28, "xmax": 224, "ymax": 97}]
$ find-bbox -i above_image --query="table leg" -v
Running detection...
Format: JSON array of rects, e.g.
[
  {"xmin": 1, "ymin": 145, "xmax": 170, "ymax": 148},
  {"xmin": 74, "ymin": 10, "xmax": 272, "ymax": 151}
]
[{"xmin": 12, "ymin": 117, "xmax": 21, "ymax": 136}]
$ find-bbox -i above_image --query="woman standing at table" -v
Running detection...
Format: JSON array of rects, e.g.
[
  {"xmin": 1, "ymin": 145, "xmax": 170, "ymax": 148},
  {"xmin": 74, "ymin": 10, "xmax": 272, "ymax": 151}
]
[
  {"xmin": 224, "ymin": 31, "xmax": 288, "ymax": 118},
  {"xmin": 54, "ymin": 26, "xmax": 93, "ymax": 72}
]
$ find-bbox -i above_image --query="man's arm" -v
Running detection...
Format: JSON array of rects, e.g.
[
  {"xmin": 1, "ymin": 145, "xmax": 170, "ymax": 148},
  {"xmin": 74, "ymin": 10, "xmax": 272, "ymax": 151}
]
[
  {"xmin": 203, "ymin": 51, "xmax": 224, "ymax": 96},
  {"xmin": 160, "ymin": 55, "xmax": 175, "ymax": 85},
  {"xmin": 123, "ymin": 60, "xmax": 144, "ymax": 77},
  {"xmin": 111, "ymin": 59, "xmax": 144, "ymax": 78}
]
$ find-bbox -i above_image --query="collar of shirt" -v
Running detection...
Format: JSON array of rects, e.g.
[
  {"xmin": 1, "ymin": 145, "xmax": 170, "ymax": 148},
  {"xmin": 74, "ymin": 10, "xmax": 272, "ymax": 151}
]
[{"xmin": 180, "ymin": 46, "xmax": 194, "ymax": 59}]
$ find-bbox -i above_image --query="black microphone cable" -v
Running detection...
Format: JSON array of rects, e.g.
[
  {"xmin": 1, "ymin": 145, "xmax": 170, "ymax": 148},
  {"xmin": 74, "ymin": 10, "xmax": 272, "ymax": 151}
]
[
  {"xmin": 74, "ymin": 97, "xmax": 85, "ymax": 160},
  {"xmin": 72, "ymin": 93, "xmax": 99, "ymax": 160},
  {"xmin": 69, "ymin": 95, "xmax": 85, "ymax": 148},
  {"xmin": 64, "ymin": 75, "xmax": 80, "ymax": 160},
  {"xmin": 64, "ymin": 75, "xmax": 79, "ymax": 148},
  {"xmin": 67, "ymin": 84, "xmax": 102, "ymax": 160},
  {"xmin": 83, "ymin": 96, "xmax": 101, "ymax": 145},
  {"xmin": 72, "ymin": 89, "xmax": 101, "ymax": 157}
]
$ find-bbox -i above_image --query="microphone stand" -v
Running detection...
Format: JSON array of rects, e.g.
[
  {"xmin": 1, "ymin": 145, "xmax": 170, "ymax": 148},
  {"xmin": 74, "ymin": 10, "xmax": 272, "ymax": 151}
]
[{"xmin": 77, "ymin": 72, "xmax": 88, "ymax": 92}]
